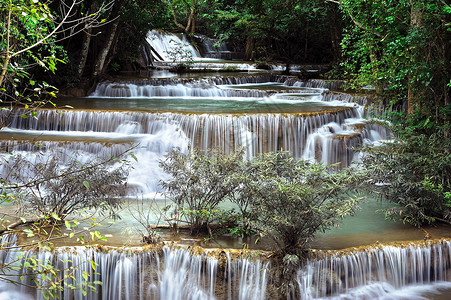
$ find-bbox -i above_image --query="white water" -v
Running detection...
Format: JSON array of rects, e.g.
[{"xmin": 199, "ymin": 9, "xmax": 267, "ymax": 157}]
[
  {"xmin": 0, "ymin": 108, "xmax": 374, "ymax": 175},
  {"xmin": 297, "ymin": 241, "xmax": 451, "ymax": 300},
  {"xmin": 144, "ymin": 31, "xmax": 335, "ymax": 72},
  {"xmin": 146, "ymin": 30, "xmax": 201, "ymax": 62},
  {"xmin": 0, "ymin": 77, "xmax": 389, "ymax": 196},
  {"xmin": 194, "ymin": 34, "xmax": 232, "ymax": 59},
  {"xmin": 0, "ymin": 235, "xmax": 269, "ymax": 300},
  {"xmin": 2, "ymin": 234, "xmax": 451, "ymax": 299}
]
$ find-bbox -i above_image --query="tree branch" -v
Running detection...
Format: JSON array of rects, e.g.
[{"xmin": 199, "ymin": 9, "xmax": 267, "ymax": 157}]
[{"xmin": 10, "ymin": 0, "xmax": 77, "ymax": 59}]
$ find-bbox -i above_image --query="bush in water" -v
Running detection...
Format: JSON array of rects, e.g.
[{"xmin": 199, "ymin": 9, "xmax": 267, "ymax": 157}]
[
  {"xmin": 160, "ymin": 147, "xmax": 243, "ymax": 235},
  {"xmin": 3, "ymin": 150, "xmax": 129, "ymax": 221},
  {"xmin": 242, "ymin": 151, "xmax": 362, "ymax": 252},
  {"xmin": 160, "ymin": 148, "xmax": 362, "ymax": 252},
  {"xmin": 362, "ymin": 126, "xmax": 451, "ymax": 227}
]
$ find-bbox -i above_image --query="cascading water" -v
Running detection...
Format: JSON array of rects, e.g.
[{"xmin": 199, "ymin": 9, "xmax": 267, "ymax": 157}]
[
  {"xmin": 193, "ymin": 34, "xmax": 239, "ymax": 60},
  {"xmin": 297, "ymin": 241, "xmax": 451, "ymax": 299},
  {"xmin": 0, "ymin": 75, "xmax": 388, "ymax": 196},
  {"xmin": 145, "ymin": 30, "xmax": 201, "ymax": 62},
  {"xmin": 143, "ymin": 31, "xmax": 319, "ymax": 72},
  {"xmin": 2, "ymin": 234, "xmax": 451, "ymax": 299},
  {"xmin": 0, "ymin": 234, "xmax": 269, "ymax": 300}
]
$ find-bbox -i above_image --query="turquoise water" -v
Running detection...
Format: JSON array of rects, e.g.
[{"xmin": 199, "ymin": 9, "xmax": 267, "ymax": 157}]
[{"xmin": 58, "ymin": 96, "xmax": 345, "ymax": 114}]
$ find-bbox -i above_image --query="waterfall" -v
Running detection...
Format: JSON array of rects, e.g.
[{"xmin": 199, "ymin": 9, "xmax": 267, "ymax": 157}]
[
  {"xmin": 145, "ymin": 30, "xmax": 201, "ymax": 62},
  {"xmin": 0, "ymin": 75, "xmax": 389, "ymax": 195},
  {"xmin": 0, "ymin": 235, "xmax": 269, "ymax": 300},
  {"xmin": 2, "ymin": 235, "xmax": 451, "ymax": 299},
  {"xmin": 297, "ymin": 241, "xmax": 451, "ymax": 299},
  {"xmin": 0, "ymin": 108, "xmax": 368, "ymax": 161},
  {"xmin": 0, "ymin": 97, "xmax": 387, "ymax": 195},
  {"xmin": 196, "ymin": 34, "xmax": 228, "ymax": 54},
  {"xmin": 193, "ymin": 34, "xmax": 239, "ymax": 60},
  {"xmin": 90, "ymin": 82, "xmax": 272, "ymax": 98},
  {"xmin": 0, "ymin": 111, "xmax": 191, "ymax": 197},
  {"xmin": 89, "ymin": 77, "xmax": 343, "ymax": 98}
]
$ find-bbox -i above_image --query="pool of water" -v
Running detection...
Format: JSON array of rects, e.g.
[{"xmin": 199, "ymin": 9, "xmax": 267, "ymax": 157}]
[
  {"xmin": 54, "ymin": 96, "xmax": 349, "ymax": 114},
  {"xmin": 14, "ymin": 194, "xmax": 444, "ymax": 250}
]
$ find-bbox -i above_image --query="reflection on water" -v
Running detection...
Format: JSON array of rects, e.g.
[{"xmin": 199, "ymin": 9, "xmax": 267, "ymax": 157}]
[{"xmin": 201, "ymin": 195, "xmax": 451, "ymax": 251}]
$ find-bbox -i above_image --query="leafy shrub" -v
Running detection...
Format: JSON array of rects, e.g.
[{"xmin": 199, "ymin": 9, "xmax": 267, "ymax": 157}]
[
  {"xmin": 161, "ymin": 149, "xmax": 362, "ymax": 251},
  {"xmin": 4, "ymin": 151, "xmax": 129, "ymax": 220},
  {"xmin": 242, "ymin": 152, "xmax": 361, "ymax": 252},
  {"xmin": 160, "ymin": 148, "xmax": 243, "ymax": 234},
  {"xmin": 362, "ymin": 127, "xmax": 451, "ymax": 226}
]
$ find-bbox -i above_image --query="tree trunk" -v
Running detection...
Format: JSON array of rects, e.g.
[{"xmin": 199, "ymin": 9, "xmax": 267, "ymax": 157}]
[
  {"xmin": 407, "ymin": 74, "xmax": 417, "ymax": 115},
  {"xmin": 92, "ymin": 20, "xmax": 119, "ymax": 78},
  {"xmin": 245, "ymin": 36, "xmax": 254, "ymax": 61},
  {"xmin": 172, "ymin": 0, "xmax": 196, "ymax": 34},
  {"xmin": 0, "ymin": 56, "xmax": 10, "ymax": 89},
  {"xmin": 186, "ymin": 0, "xmax": 196, "ymax": 34},
  {"xmin": 77, "ymin": 0, "xmax": 98, "ymax": 79},
  {"xmin": 185, "ymin": 9, "xmax": 194, "ymax": 34},
  {"xmin": 407, "ymin": 0, "xmax": 422, "ymax": 115},
  {"xmin": 0, "ymin": 5, "xmax": 12, "ymax": 87},
  {"xmin": 0, "ymin": 218, "xmax": 45, "ymax": 235},
  {"xmin": 150, "ymin": 45, "xmax": 164, "ymax": 61},
  {"xmin": 327, "ymin": 3, "xmax": 342, "ymax": 62},
  {"xmin": 103, "ymin": 29, "xmax": 120, "ymax": 73},
  {"xmin": 77, "ymin": 27, "xmax": 92, "ymax": 78},
  {"xmin": 190, "ymin": 11, "xmax": 196, "ymax": 34},
  {"xmin": 304, "ymin": 22, "xmax": 309, "ymax": 62},
  {"xmin": 367, "ymin": 36, "xmax": 384, "ymax": 95},
  {"xmin": 91, "ymin": 0, "xmax": 125, "ymax": 80}
]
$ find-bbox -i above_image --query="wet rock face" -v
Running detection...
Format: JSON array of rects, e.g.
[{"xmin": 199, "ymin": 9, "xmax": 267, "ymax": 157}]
[
  {"xmin": 319, "ymin": 269, "xmax": 342, "ymax": 295},
  {"xmin": 64, "ymin": 87, "xmax": 87, "ymax": 97}
]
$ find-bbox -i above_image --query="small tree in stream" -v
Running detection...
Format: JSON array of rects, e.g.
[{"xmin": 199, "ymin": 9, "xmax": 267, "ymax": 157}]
[
  {"xmin": 160, "ymin": 148, "xmax": 362, "ymax": 250},
  {"xmin": 160, "ymin": 148, "xmax": 243, "ymax": 235},
  {"xmin": 0, "ymin": 149, "xmax": 130, "ymax": 299},
  {"xmin": 3, "ymin": 150, "xmax": 129, "ymax": 221},
  {"xmin": 361, "ymin": 124, "xmax": 451, "ymax": 227},
  {"xmin": 242, "ymin": 152, "xmax": 362, "ymax": 253}
]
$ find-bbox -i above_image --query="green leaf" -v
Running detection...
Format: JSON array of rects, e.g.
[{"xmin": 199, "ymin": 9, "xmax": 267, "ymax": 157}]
[
  {"xmin": 130, "ymin": 153, "xmax": 138, "ymax": 162},
  {"xmin": 23, "ymin": 229, "xmax": 34, "ymax": 237},
  {"xmin": 90, "ymin": 260, "xmax": 97, "ymax": 271},
  {"xmin": 83, "ymin": 180, "xmax": 90, "ymax": 189},
  {"xmin": 51, "ymin": 213, "xmax": 61, "ymax": 221}
]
